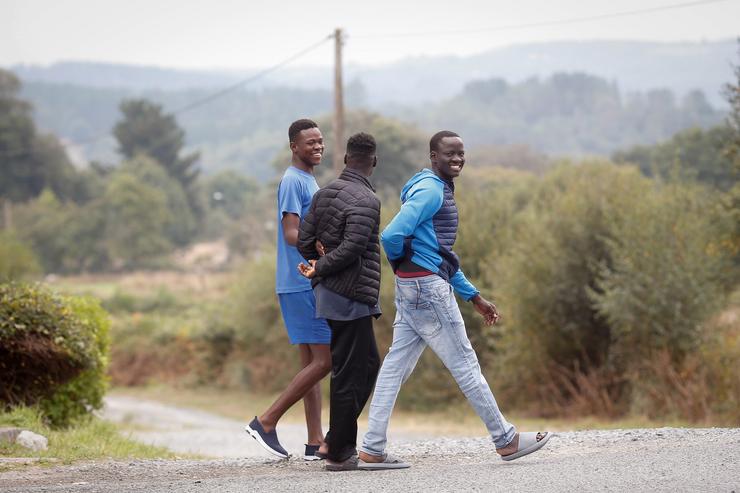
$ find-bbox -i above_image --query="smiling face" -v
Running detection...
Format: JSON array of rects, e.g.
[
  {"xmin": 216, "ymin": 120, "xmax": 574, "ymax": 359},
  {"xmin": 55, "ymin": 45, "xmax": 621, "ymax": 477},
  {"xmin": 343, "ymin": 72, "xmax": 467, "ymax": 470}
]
[
  {"xmin": 291, "ymin": 127, "xmax": 324, "ymax": 168},
  {"xmin": 431, "ymin": 136, "xmax": 465, "ymax": 180}
]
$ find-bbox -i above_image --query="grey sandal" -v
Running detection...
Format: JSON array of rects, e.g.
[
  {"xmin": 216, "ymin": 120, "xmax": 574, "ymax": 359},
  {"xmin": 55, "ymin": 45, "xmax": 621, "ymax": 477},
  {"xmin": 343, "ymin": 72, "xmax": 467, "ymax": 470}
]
[
  {"xmin": 358, "ymin": 453, "xmax": 410, "ymax": 470},
  {"xmin": 500, "ymin": 432, "xmax": 552, "ymax": 461}
]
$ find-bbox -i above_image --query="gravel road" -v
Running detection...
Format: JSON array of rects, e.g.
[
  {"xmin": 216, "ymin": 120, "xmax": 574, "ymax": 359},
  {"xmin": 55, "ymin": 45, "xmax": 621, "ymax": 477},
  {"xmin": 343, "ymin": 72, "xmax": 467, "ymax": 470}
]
[
  {"xmin": 1, "ymin": 397, "xmax": 738, "ymax": 492},
  {"xmin": 100, "ymin": 396, "xmax": 432, "ymax": 458}
]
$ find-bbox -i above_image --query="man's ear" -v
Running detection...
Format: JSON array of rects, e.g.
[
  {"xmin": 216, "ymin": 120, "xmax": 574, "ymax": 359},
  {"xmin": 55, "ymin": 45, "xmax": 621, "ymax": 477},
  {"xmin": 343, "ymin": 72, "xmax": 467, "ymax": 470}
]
[
  {"xmin": 372, "ymin": 156, "xmax": 377, "ymax": 167},
  {"xmin": 430, "ymin": 150, "xmax": 436, "ymax": 163},
  {"xmin": 344, "ymin": 154, "xmax": 348, "ymax": 165},
  {"xmin": 290, "ymin": 141, "xmax": 297, "ymax": 153}
]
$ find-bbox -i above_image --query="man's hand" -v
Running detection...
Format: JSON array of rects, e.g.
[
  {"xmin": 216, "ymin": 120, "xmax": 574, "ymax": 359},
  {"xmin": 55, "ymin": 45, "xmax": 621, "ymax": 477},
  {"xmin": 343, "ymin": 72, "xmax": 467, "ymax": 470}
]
[
  {"xmin": 297, "ymin": 259, "xmax": 318, "ymax": 279},
  {"xmin": 316, "ymin": 240, "xmax": 326, "ymax": 257},
  {"xmin": 471, "ymin": 294, "xmax": 501, "ymax": 326}
]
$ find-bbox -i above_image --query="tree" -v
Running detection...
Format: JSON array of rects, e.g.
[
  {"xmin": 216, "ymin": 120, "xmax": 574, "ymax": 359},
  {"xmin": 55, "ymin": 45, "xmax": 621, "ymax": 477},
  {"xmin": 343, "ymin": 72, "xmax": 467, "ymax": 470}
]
[
  {"xmin": 102, "ymin": 171, "xmax": 172, "ymax": 269},
  {"xmin": 724, "ymin": 40, "xmax": 740, "ymax": 166},
  {"xmin": 0, "ymin": 71, "xmax": 44, "ymax": 229},
  {"xmin": 0, "ymin": 70, "xmax": 40, "ymax": 208},
  {"xmin": 113, "ymin": 99, "xmax": 201, "ymax": 216},
  {"xmin": 721, "ymin": 39, "xmax": 740, "ymax": 274},
  {"xmin": 0, "ymin": 69, "xmax": 78, "ymax": 228},
  {"xmin": 613, "ymin": 126, "xmax": 736, "ymax": 191},
  {"xmin": 121, "ymin": 155, "xmax": 197, "ymax": 246},
  {"xmin": 14, "ymin": 189, "xmax": 108, "ymax": 273},
  {"xmin": 466, "ymin": 143, "xmax": 550, "ymax": 174},
  {"xmin": 204, "ymin": 170, "xmax": 259, "ymax": 221}
]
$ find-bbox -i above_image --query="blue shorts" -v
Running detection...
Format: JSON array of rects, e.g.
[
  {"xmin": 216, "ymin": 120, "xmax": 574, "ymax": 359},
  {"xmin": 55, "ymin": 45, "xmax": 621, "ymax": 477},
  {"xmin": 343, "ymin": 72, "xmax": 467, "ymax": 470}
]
[{"xmin": 278, "ymin": 290, "xmax": 331, "ymax": 345}]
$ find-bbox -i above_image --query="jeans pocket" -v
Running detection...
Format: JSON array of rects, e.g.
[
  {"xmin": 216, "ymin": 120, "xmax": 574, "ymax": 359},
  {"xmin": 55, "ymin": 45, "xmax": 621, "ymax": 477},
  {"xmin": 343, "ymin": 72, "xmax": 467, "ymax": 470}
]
[{"xmin": 408, "ymin": 301, "xmax": 442, "ymax": 337}]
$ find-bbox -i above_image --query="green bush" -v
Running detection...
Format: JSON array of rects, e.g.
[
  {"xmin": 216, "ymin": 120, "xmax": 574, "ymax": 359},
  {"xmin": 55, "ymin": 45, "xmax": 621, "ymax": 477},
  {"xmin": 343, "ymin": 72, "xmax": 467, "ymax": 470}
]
[
  {"xmin": 102, "ymin": 287, "xmax": 180, "ymax": 314},
  {"xmin": 0, "ymin": 232, "xmax": 40, "ymax": 281},
  {"xmin": 486, "ymin": 163, "xmax": 642, "ymax": 413},
  {"xmin": 591, "ymin": 183, "xmax": 732, "ymax": 364},
  {"xmin": 486, "ymin": 162, "xmax": 737, "ymax": 418},
  {"xmin": 14, "ymin": 189, "xmax": 109, "ymax": 274},
  {"xmin": 0, "ymin": 283, "xmax": 110, "ymax": 427}
]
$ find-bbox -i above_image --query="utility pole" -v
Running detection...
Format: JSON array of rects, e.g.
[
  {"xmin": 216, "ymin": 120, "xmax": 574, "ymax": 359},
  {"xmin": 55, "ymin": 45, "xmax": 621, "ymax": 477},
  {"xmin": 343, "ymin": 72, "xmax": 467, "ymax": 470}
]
[{"xmin": 332, "ymin": 28, "xmax": 344, "ymax": 176}]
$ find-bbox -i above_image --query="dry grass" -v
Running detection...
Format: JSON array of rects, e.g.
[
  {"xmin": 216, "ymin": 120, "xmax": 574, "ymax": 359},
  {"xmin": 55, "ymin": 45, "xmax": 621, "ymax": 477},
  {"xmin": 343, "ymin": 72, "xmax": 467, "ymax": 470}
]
[{"xmin": 47, "ymin": 270, "xmax": 235, "ymax": 302}]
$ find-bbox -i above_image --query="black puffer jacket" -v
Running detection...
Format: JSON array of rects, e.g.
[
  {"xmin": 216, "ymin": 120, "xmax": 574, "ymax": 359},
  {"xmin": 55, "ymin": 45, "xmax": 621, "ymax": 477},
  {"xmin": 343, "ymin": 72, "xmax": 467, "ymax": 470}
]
[{"xmin": 297, "ymin": 168, "xmax": 381, "ymax": 305}]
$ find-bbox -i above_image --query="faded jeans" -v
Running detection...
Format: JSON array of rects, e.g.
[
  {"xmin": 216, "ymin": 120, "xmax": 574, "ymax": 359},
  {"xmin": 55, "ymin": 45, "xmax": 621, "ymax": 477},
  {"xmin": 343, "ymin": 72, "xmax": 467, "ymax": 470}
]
[{"xmin": 361, "ymin": 275, "xmax": 516, "ymax": 455}]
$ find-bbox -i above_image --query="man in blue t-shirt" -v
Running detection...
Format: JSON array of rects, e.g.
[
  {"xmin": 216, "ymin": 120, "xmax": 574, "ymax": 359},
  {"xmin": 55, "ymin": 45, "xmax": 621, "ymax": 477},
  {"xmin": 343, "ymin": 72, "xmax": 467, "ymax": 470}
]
[{"xmin": 245, "ymin": 119, "xmax": 331, "ymax": 461}]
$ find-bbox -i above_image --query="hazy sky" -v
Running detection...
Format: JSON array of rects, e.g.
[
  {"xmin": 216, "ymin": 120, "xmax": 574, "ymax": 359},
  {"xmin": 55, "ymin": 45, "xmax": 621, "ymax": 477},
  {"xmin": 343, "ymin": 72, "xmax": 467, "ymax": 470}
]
[{"xmin": 2, "ymin": 0, "xmax": 739, "ymax": 69}]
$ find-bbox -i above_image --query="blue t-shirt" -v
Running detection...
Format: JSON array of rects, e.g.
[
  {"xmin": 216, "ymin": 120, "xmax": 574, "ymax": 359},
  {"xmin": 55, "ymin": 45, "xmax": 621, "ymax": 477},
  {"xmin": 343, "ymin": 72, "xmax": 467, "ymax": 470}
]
[{"xmin": 276, "ymin": 166, "xmax": 319, "ymax": 294}]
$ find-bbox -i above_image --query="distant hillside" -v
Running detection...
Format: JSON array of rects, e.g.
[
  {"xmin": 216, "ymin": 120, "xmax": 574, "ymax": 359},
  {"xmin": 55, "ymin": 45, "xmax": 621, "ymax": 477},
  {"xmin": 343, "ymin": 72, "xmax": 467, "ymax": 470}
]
[
  {"xmin": 19, "ymin": 69, "xmax": 725, "ymax": 178},
  {"xmin": 9, "ymin": 39, "xmax": 736, "ymax": 107},
  {"xmin": 399, "ymin": 73, "xmax": 725, "ymax": 156},
  {"xmin": 357, "ymin": 39, "xmax": 737, "ymax": 108}
]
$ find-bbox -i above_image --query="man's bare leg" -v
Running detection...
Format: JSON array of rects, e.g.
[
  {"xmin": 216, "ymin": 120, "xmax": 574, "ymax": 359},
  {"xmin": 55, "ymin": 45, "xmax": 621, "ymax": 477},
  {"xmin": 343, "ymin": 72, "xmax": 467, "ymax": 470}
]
[
  {"xmin": 300, "ymin": 344, "xmax": 325, "ymax": 446},
  {"xmin": 258, "ymin": 343, "xmax": 331, "ymax": 439}
]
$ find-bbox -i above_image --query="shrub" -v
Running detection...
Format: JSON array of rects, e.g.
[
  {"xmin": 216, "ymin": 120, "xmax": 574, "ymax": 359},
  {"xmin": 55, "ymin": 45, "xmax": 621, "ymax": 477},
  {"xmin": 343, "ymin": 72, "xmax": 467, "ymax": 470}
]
[
  {"xmin": 700, "ymin": 306, "xmax": 740, "ymax": 423},
  {"xmin": 0, "ymin": 283, "xmax": 110, "ymax": 427},
  {"xmin": 102, "ymin": 287, "xmax": 180, "ymax": 314},
  {"xmin": 489, "ymin": 163, "xmax": 648, "ymax": 414},
  {"xmin": 591, "ymin": 182, "xmax": 733, "ymax": 369},
  {"xmin": 488, "ymin": 162, "xmax": 737, "ymax": 418},
  {"xmin": 221, "ymin": 252, "xmax": 297, "ymax": 392},
  {"xmin": 14, "ymin": 189, "xmax": 109, "ymax": 274},
  {"xmin": 0, "ymin": 232, "xmax": 40, "ymax": 281}
]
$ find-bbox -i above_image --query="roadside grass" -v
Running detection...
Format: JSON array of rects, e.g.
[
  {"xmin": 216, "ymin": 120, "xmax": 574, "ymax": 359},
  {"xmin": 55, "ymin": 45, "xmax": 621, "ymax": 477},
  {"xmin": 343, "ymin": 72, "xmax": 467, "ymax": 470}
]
[
  {"xmin": 0, "ymin": 406, "xmax": 178, "ymax": 472},
  {"xmin": 47, "ymin": 271, "xmax": 234, "ymax": 302},
  {"xmin": 111, "ymin": 385, "xmax": 696, "ymax": 437}
]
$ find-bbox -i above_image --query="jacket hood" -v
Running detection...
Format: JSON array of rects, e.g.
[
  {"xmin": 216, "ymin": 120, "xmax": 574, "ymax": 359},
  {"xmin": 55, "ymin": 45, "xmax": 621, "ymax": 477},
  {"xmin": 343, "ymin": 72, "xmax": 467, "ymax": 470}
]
[{"xmin": 400, "ymin": 168, "xmax": 444, "ymax": 202}]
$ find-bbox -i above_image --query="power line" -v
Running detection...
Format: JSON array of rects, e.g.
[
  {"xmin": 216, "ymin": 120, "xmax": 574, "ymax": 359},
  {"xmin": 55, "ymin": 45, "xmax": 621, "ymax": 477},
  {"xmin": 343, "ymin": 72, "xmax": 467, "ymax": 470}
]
[
  {"xmin": 351, "ymin": 0, "xmax": 734, "ymax": 39},
  {"xmin": 171, "ymin": 34, "xmax": 332, "ymax": 115},
  {"xmin": 0, "ymin": 34, "xmax": 334, "ymax": 160}
]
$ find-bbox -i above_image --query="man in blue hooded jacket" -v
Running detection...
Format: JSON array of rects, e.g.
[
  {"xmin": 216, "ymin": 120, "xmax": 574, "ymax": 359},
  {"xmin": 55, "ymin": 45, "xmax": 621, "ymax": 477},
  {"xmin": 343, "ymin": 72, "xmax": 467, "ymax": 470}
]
[{"xmin": 357, "ymin": 131, "xmax": 551, "ymax": 470}]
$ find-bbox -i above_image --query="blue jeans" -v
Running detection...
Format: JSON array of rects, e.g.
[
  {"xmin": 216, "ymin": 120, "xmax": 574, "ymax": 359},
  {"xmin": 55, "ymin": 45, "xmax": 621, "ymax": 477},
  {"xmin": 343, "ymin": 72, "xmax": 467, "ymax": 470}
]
[{"xmin": 361, "ymin": 275, "xmax": 516, "ymax": 454}]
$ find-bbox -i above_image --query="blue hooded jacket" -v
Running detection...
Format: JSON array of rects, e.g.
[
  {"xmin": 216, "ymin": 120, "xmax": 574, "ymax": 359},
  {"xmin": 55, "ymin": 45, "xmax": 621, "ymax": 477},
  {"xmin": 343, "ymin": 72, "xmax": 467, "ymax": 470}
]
[{"xmin": 381, "ymin": 168, "xmax": 479, "ymax": 300}]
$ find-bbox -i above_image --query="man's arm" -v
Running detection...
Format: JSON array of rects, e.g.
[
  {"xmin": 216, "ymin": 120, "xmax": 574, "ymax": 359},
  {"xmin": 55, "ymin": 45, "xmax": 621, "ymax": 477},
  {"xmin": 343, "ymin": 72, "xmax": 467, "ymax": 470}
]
[
  {"xmin": 450, "ymin": 269, "xmax": 500, "ymax": 326},
  {"xmin": 314, "ymin": 199, "xmax": 379, "ymax": 278},
  {"xmin": 449, "ymin": 269, "xmax": 479, "ymax": 301},
  {"xmin": 380, "ymin": 182, "xmax": 443, "ymax": 262},
  {"xmin": 297, "ymin": 199, "xmax": 319, "ymax": 261},
  {"xmin": 281, "ymin": 213, "xmax": 300, "ymax": 246},
  {"xmin": 277, "ymin": 174, "xmax": 303, "ymax": 246}
]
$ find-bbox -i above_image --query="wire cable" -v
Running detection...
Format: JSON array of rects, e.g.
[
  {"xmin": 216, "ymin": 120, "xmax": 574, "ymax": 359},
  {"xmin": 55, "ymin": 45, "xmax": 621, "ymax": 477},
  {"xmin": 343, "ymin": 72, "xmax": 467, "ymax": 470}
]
[
  {"xmin": 351, "ymin": 0, "xmax": 735, "ymax": 39},
  {"xmin": 171, "ymin": 34, "xmax": 332, "ymax": 115}
]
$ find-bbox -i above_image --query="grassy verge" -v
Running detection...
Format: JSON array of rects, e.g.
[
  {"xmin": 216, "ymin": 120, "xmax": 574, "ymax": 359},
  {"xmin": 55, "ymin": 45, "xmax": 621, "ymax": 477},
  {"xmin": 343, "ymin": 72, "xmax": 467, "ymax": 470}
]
[
  {"xmin": 0, "ymin": 407, "xmax": 178, "ymax": 472},
  {"xmin": 111, "ymin": 385, "xmax": 696, "ymax": 437}
]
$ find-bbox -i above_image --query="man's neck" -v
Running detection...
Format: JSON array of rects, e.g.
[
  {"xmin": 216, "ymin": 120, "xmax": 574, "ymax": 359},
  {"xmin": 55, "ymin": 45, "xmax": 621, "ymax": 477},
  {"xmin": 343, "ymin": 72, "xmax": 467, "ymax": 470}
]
[
  {"xmin": 291, "ymin": 158, "xmax": 314, "ymax": 174},
  {"xmin": 345, "ymin": 166, "xmax": 372, "ymax": 178},
  {"xmin": 432, "ymin": 168, "xmax": 454, "ymax": 184}
]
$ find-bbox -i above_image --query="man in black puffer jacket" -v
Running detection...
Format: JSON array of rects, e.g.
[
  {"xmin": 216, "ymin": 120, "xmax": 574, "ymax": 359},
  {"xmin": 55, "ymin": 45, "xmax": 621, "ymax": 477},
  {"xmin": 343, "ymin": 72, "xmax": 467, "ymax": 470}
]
[{"xmin": 297, "ymin": 132, "xmax": 381, "ymax": 471}]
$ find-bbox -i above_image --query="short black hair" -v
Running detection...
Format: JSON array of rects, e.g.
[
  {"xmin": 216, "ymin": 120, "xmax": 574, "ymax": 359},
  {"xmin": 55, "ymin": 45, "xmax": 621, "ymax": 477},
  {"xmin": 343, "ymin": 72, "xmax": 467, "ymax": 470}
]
[
  {"xmin": 346, "ymin": 132, "xmax": 376, "ymax": 159},
  {"xmin": 289, "ymin": 119, "xmax": 318, "ymax": 143},
  {"xmin": 429, "ymin": 130, "xmax": 460, "ymax": 152}
]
